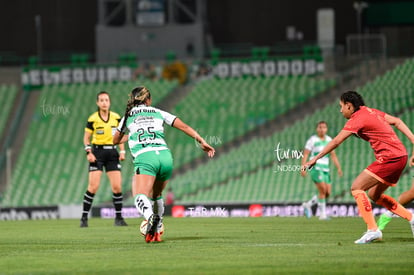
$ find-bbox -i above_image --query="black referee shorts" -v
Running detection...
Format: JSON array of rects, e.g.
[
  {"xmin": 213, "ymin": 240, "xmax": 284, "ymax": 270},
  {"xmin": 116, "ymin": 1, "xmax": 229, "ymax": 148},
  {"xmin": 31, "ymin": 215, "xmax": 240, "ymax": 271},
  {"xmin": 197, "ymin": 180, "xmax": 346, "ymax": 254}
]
[{"xmin": 89, "ymin": 145, "xmax": 121, "ymax": 172}]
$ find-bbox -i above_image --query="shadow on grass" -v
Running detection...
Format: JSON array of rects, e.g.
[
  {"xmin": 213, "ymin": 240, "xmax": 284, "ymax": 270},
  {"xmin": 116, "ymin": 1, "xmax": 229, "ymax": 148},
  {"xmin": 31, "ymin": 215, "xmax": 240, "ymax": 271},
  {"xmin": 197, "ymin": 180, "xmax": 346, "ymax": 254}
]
[
  {"xmin": 385, "ymin": 237, "xmax": 414, "ymax": 243},
  {"xmin": 164, "ymin": 236, "xmax": 208, "ymax": 241}
]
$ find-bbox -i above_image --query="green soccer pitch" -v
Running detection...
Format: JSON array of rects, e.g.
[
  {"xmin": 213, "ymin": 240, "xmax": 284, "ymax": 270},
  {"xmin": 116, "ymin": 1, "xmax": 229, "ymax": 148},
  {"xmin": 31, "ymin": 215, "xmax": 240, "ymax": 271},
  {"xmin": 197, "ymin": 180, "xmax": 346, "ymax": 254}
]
[{"xmin": 1, "ymin": 217, "xmax": 414, "ymax": 274}]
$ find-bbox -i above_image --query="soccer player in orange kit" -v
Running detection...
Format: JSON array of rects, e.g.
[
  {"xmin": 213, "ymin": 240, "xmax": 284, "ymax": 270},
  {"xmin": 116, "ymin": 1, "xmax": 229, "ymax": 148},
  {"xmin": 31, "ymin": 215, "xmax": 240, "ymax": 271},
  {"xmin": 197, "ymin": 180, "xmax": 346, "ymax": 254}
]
[{"xmin": 302, "ymin": 91, "xmax": 414, "ymax": 244}]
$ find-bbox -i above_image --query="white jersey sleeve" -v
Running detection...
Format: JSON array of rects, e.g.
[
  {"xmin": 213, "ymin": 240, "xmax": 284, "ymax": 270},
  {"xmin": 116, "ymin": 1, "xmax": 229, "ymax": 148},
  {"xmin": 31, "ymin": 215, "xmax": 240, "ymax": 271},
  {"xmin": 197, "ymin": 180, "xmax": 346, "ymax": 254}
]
[
  {"xmin": 304, "ymin": 136, "xmax": 315, "ymax": 152},
  {"xmin": 158, "ymin": 109, "xmax": 177, "ymax": 126}
]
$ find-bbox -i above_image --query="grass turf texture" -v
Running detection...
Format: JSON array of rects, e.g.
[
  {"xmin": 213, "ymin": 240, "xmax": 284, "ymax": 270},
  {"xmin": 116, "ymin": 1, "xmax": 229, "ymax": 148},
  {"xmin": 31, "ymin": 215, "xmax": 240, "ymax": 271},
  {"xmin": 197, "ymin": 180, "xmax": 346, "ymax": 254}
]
[{"xmin": 1, "ymin": 217, "xmax": 414, "ymax": 274}]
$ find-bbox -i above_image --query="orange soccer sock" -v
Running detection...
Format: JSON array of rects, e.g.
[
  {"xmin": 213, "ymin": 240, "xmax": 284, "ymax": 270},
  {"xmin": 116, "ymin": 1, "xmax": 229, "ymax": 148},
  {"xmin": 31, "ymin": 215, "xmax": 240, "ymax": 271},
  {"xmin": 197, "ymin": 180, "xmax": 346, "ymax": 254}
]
[
  {"xmin": 375, "ymin": 194, "xmax": 413, "ymax": 221},
  {"xmin": 352, "ymin": 190, "xmax": 377, "ymax": 230}
]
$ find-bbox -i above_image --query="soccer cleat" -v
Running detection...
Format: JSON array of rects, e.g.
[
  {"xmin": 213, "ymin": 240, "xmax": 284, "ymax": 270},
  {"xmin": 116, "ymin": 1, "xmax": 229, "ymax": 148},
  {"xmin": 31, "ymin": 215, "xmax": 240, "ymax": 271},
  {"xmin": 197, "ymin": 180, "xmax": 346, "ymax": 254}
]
[
  {"xmin": 152, "ymin": 232, "xmax": 162, "ymax": 242},
  {"xmin": 145, "ymin": 214, "xmax": 160, "ymax": 243},
  {"xmin": 377, "ymin": 214, "xmax": 392, "ymax": 231},
  {"xmin": 410, "ymin": 216, "xmax": 414, "ymax": 238},
  {"xmin": 80, "ymin": 217, "xmax": 88, "ymax": 228},
  {"xmin": 354, "ymin": 229, "xmax": 382, "ymax": 244},
  {"xmin": 319, "ymin": 215, "xmax": 331, "ymax": 221},
  {"xmin": 302, "ymin": 202, "xmax": 312, "ymax": 218},
  {"xmin": 114, "ymin": 217, "xmax": 128, "ymax": 226}
]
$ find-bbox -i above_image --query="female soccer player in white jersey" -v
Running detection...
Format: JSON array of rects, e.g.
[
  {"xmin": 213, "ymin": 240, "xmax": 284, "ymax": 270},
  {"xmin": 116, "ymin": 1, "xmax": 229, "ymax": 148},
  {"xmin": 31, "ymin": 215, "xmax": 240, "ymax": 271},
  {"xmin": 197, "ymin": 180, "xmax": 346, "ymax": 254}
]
[
  {"xmin": 301, "ymin": 121, "xmax": 343, "ymax": 220},
  {"xmin": 113, "ymin": 86, "xmax": 215, "ymax": 243}
]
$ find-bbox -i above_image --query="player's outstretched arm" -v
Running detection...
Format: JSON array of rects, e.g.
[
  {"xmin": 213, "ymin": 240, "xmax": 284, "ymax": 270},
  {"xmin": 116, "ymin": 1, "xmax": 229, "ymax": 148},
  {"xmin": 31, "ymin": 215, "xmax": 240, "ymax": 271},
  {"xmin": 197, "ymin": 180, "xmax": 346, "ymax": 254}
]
[
  {"xmin": 302, "ymin": 130, "xmax": 352, "ymax": 171},
  {"xmin": 172, "ymin": 118, "xmax": 215, "ymax": 158},
  {"xmin": 385, "ymin": 113, "xmax": 414, "ymax": 149},
  {"xmin": 385, "ymin": 114, "xmax": 414, "ymax": 142}
]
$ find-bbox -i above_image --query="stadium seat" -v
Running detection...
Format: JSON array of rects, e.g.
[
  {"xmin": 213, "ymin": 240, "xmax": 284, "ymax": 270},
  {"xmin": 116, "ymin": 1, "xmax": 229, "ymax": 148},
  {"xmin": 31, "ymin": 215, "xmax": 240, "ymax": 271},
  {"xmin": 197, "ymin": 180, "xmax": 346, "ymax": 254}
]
[{"xmin": 0, "ymin": 84, "xmax": 18, "ymax": 136}]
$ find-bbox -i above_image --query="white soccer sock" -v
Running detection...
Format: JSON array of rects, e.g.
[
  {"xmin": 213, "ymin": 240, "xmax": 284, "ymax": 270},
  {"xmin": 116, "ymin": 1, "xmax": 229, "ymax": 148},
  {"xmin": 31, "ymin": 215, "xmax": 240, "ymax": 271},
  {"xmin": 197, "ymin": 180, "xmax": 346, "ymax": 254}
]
[
  {"xmin": 383, "ymin": 210, "xmax": 393, "ymax": 218},
  {"xmin": 154, "ymin": 197, "xmax": 165, "ymax": 232},
  {"xmin": 318, "ymin": 199, "xmax": 326, "ymax": 217},
  {"xmin": 134, "ymin": 194, "xmax": 154, "ymax": 220},
  {"xmin": 154, "ymin": 197, "xmax": 165, "ymax": 218},
  {"xmin": 308, "ymin": 195, "xmax": 318, "ymax": 206}
]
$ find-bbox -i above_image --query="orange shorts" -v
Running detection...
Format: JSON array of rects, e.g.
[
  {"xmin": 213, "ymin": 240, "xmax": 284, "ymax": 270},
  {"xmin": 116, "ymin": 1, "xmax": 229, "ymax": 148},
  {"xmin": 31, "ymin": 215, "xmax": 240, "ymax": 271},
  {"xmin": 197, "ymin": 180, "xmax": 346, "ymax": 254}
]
[{"xmin": 364, "ymin": 155, "xmax": 408, "ymax": 186}]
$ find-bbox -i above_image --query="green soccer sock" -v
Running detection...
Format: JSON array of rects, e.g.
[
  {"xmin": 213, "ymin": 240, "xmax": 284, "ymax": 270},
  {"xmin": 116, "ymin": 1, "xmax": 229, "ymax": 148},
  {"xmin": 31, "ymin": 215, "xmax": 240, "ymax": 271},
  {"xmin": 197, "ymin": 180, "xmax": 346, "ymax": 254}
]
[{"xmin": 378, "ymin": 211, "xmax": 393, "ymax": 230}]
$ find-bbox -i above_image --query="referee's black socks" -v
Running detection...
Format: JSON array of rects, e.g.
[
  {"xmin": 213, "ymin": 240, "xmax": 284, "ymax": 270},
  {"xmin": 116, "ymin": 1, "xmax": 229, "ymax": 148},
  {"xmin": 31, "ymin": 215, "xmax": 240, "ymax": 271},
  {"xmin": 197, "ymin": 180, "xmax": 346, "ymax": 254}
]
[
  {"xmin": 112, "ymin": 192, "xmax": 124, "ymax": 219},
  {"xmin": 82, "ymin": 190, "xmax": 95, "ymax": 219}
]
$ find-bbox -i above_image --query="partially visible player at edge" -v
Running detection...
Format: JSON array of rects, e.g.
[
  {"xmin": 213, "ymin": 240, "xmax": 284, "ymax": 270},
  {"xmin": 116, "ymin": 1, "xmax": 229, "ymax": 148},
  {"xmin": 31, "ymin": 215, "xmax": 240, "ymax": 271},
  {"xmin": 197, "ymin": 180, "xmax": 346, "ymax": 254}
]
[
  {"xmin": 81, "ymin": 91, "xmax": 128, "ymax": 227},
  {"xmin": 302, "ymin": 91, "xmax": 414, "ymax": 244},
  {"xmin": 301, "ymin": 121, "xmax": 343, "ymax": 220},
  {"xmin": 113, "ymin": 86, "xmax": 215, "ymax": 243},
  {"xmin": 378, "ymin": 155, "xmax": 414, "ymax": 230}
]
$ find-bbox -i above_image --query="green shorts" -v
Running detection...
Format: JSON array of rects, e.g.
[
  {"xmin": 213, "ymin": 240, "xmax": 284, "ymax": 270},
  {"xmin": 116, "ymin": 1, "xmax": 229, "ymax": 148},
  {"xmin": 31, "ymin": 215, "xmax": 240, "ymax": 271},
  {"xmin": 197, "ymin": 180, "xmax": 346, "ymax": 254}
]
[
  {"xmin": 310, "ymin": 168, "xmax": 331, "ymax": 184},
  {"xmin": 134, "ymin": 149, "xmax": 174, "ymax": 181}
]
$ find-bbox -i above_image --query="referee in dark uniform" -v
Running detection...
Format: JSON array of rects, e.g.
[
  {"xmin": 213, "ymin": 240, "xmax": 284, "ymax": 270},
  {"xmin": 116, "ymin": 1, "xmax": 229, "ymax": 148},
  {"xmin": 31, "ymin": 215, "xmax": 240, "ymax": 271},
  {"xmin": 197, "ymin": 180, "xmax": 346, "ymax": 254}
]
[{"xmin": 81, "ymin": 91, "xmax": 128, "ymax": 227}]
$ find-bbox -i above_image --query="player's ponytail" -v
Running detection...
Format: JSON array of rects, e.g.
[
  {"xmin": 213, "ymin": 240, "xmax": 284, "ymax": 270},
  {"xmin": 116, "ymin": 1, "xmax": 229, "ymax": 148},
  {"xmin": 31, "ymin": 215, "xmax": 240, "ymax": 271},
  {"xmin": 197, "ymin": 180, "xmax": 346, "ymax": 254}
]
[
  {"xmin": 340, "ymin": 91, "xmax": 365, "ymax": 111},
  {"xmin": 130, "ymin": 86, "xmax": 151, "ymax": 106},
  {"xmin": 119, "ymin": 107, "xmax": 130, "ymax": 134},
  {"xmin": 119, "ymin": 87, "xmax": 151, "ymax": 134}
]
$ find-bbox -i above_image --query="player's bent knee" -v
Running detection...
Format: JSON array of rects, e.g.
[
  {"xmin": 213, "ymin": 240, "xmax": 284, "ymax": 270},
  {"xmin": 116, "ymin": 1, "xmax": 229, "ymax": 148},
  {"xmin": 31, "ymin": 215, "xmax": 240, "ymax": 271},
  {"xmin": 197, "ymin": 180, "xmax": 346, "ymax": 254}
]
[
  {"xmin": 350, "ymin": 185, "xmax": 360, "ymax": 192},
  {"xmin": 88, "ymin": 185, "xmax": 100, "ymax": 194},
  {"xmin": 111, "ymin": 184, "xmax": 122, "ymax": 193}
]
